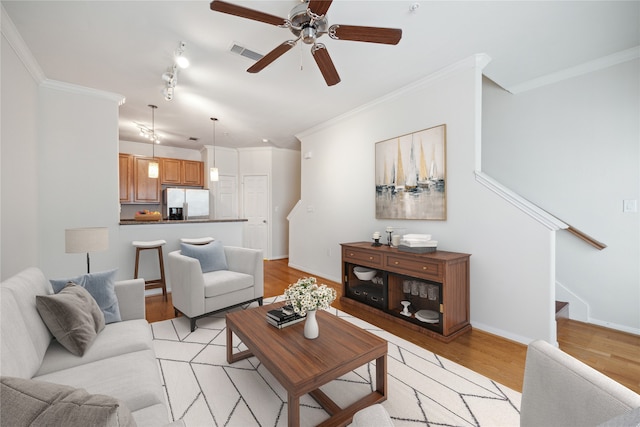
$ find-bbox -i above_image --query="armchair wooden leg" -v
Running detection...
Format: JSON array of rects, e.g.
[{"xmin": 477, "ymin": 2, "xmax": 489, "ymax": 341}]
[
  {"xmin": 190, "ymin": 318, "xmax": 197, "ymax": 332},
  {"xmin": 258, "ymin": 297, "xmax": 263, "ymax": 306}
]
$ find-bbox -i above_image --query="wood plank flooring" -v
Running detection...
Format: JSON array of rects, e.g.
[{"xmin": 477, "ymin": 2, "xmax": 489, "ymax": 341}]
[{"xmin": 146, "ymin": 258, "xmax": 640, "ymax": 394}]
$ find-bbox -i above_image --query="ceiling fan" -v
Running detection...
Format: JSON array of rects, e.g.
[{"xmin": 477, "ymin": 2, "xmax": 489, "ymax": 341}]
[{"xmin": 210, "ymin": 0, "xmax": 402, "ymax": 86}]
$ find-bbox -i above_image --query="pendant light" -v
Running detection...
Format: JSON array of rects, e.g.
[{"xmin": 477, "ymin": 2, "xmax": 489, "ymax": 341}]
[
  {"xmin": 147, "ymin": 104, "xmax": 159, "ymax": 179},
  {"xmin": 209, "ymin": 117, "xmax": 219, "ymax": 182}
]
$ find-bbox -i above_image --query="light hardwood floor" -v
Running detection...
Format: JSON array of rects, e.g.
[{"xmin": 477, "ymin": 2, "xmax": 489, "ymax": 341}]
[{"xmin": 146, "ymin": 258, "xmax": 640, "ymax": 394}]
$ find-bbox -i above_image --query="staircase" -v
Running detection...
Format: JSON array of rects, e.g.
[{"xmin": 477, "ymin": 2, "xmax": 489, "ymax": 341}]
[{"xmin": 555, "ymin": 301, "xmax": 569, "ymax": 320}]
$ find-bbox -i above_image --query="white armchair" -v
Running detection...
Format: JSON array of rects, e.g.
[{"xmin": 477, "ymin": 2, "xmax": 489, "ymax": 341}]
[{"xmin": 167, "ymin": 245, "xmax": 264, "ymax": 332}]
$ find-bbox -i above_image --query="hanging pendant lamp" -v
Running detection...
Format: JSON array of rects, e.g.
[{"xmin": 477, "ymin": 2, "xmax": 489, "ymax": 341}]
[
  {"xmin": 210, "ymin": 117, "xmax": 219, "ymax": 182},
  {"xmin": 147, "ymin": 105, "xmax": 159, "ymax": 178}
]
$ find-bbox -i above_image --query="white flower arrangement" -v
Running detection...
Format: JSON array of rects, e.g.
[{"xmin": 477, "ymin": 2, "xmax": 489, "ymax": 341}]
[{"xmin": 284, "ymin": 277, "xmax": 337, "ymax": 317}]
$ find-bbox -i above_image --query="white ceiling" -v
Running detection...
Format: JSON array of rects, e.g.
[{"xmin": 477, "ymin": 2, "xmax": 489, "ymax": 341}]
[{"xmin": 3, "ymin": 1, "xmax": 639, "ymax": 151}]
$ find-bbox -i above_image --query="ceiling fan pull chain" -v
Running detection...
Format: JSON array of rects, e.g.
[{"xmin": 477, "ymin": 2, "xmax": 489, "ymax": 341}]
[{"xmin": 300, "ymin": 41, "xmax": 304, "ymax": 71}]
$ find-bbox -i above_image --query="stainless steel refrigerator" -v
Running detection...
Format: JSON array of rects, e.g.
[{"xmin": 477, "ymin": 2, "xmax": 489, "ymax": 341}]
[{"xmin": 163, "ymin": 188, "xmax": 210, "ymax": 220}]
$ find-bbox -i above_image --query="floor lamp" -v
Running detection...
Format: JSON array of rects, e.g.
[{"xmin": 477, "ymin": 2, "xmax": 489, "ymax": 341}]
[{"xmin": 65, "ymin": 227, "xmax": 109, "ymax": 274}]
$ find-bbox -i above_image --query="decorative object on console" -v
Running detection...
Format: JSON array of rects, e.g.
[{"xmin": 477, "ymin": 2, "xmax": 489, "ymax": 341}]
[
  {"xmin": 398, "ymin": 233, "xmax": 438, "ymax": 253},
  {"xmin": 64, "ymin": 227, "xmax": 108, "ymax": 274},
  {"xmin": 353, "ymin": 266, "xmax": 376, "ymax": 281},
  {"xmin": 371, "ymin": 231, "xmax": 382, "ymax": 246},
  {"xmin": 375, "ymin": 124, "xmax": 447, "ymax": 220},
  {"xmin": 209, "ymin": 0, "xmax": 402, "ymax": 86},
  {"xmin": 284, "ymin": 277, "xmax": 336, "ymax": 339},
  {"xmin": 386, "ymin": 226, "xmax": 393, "ymax": 246},
  {"xmin": 400, "ymin": 300, "xmax": 411, "ymax": 316}
]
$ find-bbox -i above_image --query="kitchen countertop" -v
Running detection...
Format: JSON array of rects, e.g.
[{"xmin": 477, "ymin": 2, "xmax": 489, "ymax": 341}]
[{"xmin": 119, "ymin": 218, "xmax": 248, "ymax": 225}]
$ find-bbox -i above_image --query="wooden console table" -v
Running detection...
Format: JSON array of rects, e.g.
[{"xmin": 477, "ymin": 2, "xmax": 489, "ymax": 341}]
[{"xmin": 341, "ymin": 242, "xmax": 471, "ymax": 342}]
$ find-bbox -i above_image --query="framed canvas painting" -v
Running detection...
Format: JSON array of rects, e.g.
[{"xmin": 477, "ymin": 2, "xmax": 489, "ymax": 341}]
[{"xmin": 375, "ymin": 124, "xmax": 446, "ymax": 220}]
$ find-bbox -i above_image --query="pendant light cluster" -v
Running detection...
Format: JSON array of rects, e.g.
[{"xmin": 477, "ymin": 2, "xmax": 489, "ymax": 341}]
[
  {"xmin": 147, "ymin": 104, "xmax": 159, "ymax": 179},
  {"xmin": 209, "ymin": 117, "xmax": 219, "ymax": 182}
]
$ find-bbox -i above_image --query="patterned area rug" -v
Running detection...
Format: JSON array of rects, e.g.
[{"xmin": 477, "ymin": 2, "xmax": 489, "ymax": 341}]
[{"xmin": 151, "ymin": 296, "xmax": 521, "ymax": 426}]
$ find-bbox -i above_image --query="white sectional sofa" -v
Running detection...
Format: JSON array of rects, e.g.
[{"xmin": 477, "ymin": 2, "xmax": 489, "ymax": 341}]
[{"xmin": 0, "ymin": 267, "xmax": 182, "ymax": 427}]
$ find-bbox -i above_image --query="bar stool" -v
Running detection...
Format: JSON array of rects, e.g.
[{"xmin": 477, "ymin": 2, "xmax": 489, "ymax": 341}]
[
  {"xmin": 180, "ymin": 237, "xmax": 215, "ymax": 245},
  {"xmin": 132, "ymin": 240, "xmax": 167, "ymax": 300}
]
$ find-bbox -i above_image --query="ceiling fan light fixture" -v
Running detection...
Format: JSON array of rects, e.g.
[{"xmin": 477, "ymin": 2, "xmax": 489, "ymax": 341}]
[{"xmin": 301, "ymin": 25, "xmax": 316, "ymax": 44}]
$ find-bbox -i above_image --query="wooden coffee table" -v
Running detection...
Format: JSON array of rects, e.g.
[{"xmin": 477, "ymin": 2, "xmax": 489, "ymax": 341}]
[{"xmin": 226, "ymin": 303, "xmax": 388, "ymax": 427}]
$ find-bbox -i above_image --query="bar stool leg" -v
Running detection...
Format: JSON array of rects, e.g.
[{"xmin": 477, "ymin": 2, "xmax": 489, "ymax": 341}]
[
  {"xmin": 134, "ymin": 248, "xmax": 141, "ymax": 279},
  {"xmin": 157, "ymin": 246, "xmax": 167, "ymax": 300}
]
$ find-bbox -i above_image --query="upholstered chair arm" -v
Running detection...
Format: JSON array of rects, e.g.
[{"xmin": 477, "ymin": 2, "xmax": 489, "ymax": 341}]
[
  {"xmin": 167, "ymin": 251, "xmax": 206, "ymax": 318},
  {"xmin": 114, "ymin": 278, "xmax": 145, "ymax": 321},
  {"xmin": 520, "ymin": 339, "xmax": 640, "ymax": 427},
  {"xmin": 224, "ymin": 246, "xmax": 264, "ymax": 299}
]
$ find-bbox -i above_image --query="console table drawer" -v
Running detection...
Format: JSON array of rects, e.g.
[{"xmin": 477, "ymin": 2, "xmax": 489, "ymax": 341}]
[
  {"xmin": 343, "ymin": 248, "xmax": 383, "ymax": 268},
  {"xmin": 386, "ymin": 255, "xmax": 442, "ymax": 280}
]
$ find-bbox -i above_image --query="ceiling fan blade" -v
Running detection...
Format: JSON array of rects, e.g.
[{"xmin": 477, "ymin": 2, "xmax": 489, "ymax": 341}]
[
  {"xmin": 307, "ymin": 0, "xmax": 333, "ymax": 17},
  {"xmin": 311, "ymin": 44, "xmax": 340, "ymax": 86},
  {"xmin": 329, "ymin": 25, "xmax": 402, "ymax": 45},
  {"xmin": 247, "ymin": 41, "xmax": 296, "ymax": 73},
  {"xmin": 210, "ymin": 0, "xmax": 287, "ymax": 27}
]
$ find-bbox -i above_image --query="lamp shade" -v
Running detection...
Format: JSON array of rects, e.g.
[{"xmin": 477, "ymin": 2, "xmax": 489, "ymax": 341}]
[{"xmin": 65, "ymin": 227, "xmax": 109, "ymax": 254}]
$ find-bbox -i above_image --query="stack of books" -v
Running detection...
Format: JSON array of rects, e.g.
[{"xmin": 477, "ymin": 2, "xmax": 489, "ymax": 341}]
[
  {"xmin": 398, "ymin": 234, "xmax": 438, "ymax": 253},
  {"xmin": 266, "ymin": 305, "xmax": 305, "ymax": 329}
]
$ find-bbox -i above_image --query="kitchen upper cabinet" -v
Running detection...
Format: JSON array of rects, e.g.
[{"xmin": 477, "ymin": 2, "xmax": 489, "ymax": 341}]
[
  {"xmin": 182, "ymin": 160, "xmax": 203, "ymax": 186},
  {"xmin": 160, "ymin": 158, "xmax": 203, "ymax": 187},
  {"xmin": 119, "ymin": 154, "xmax": 133, "ymax": 202},
  {"xmin": 161, "ymin": 158, "xmax": 182, "ymax": 184},
  {"xmin": 133, "ymin": 156, "xmax": 160, "ymax": 203}
]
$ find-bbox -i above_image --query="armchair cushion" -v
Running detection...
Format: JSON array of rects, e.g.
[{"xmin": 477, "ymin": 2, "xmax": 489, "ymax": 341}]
[
  {"xmin": 203, "ymin": 270, "xmax": 255, "ymax": 298},
  {"xmin": 50, "ymin": 269, "xmax": 121, "ymax": 324},
  {"xmin": 180, "ymin": 241, "xmax": 228, "ymax": 273}
]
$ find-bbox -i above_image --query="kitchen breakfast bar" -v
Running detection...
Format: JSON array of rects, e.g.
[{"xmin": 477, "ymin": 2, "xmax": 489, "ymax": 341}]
[{"xmin": 117, "ymin": 218, "xmax": 247, "ymax": 295}]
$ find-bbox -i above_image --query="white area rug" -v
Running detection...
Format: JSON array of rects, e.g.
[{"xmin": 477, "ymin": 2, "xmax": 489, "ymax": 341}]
[{"xmin": 151, "ymin": 296, "xmax": 521, "ymax": 426}]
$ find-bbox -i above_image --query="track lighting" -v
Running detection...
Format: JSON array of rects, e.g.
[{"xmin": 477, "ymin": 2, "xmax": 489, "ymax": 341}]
[{"xmin": 162, "ymin": 41, "xmax": 188, "ymax": 101}]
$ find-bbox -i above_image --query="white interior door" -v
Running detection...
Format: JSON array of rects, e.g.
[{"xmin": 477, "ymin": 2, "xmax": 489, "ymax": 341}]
[
  {"xmin": 217, "ymin": 175, "xmax": 237, "ymax": 219},
  {"xmin": 243, "ymin": 175, "xmax": 268, "ymax": 257}
]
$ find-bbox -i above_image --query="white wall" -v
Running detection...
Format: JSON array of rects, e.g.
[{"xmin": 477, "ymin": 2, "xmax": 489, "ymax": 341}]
[
  {"xmin": 37, "ymin": 82, "xmax": 122, "ymax": 279},
  {"xmin": 290, "ymin": 56, "xmax": 557, "ymax": 344},
  {"xmin": 238, "ymin": 147, "xmax": 301, "ymax": 260},
  {"xmin": 272, "ymin": 148, "xmax": 301, "ymax": 259},
  {"xmin": 482, "ymin": 59, "xmax": 640, "ymax": 334},
  {"xmin": 0, "ymin": 35, "xmax": 39, "ymax": 279}
]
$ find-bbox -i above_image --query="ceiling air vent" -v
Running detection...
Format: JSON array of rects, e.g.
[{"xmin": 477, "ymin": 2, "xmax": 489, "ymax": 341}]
[{"xmin": 229, "ymin": 43, "xmax": 263, "ymax": 61}]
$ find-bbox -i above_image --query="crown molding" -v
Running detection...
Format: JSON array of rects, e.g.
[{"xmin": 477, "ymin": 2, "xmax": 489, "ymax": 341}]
[
  {"xmin": 297, "ymin": 53, "xmax": 492, "ymax": 139},
  {"xmin": 2, "ymin": 6, "xmax": 125, "ymax": 105},
  {"xmin": 1, "ymin": 5, "xmax": 45, "ymax": 83},
  {"xmin": 506, "ymin": 46, "xmax": 640, "ymax": 94}
]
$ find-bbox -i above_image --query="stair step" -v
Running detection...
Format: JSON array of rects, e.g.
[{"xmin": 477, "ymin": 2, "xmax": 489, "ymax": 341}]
[{"xmin": 556, "ymin": 301, "xmax": 569, "ymax": 320}]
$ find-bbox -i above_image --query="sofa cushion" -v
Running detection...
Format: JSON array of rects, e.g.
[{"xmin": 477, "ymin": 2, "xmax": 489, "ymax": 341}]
[
  {"xmin": 34, "ymin": 349, "xmax": 165, "ymax": 414},
  {"xmin": 36, "ymin": 284, "xmax": 105, "ymax": 357},
  {"xmin": 50, "ymin": 269, "xmax": 121, "ymax": 323},
  {"xmin": 202, "ymin": 270, "xmax": 254, "ymax": 298},
  {"xmin": 0, "ymin": 376, "xmax": 136, "ymax": 427},
  {"xmin": 36, "ymin": 319, "xmax": 153, "ymax": 376},
  {"xmin": 0, "ymin": 288, "xmax": 42, "ymax": 378},
  {"xmin": 0, "ymin": 268, "xmax": 54, "ymax": 367},
  {"xmin": 180, "ymin": 241, "xmax": 228, "ymax": 273}
]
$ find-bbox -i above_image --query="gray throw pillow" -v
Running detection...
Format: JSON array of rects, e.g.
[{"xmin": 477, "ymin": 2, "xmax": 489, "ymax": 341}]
[
  {"xmin": 50, "ymin": 269, "xmax": 121, "ymax": 323},
  {"xmin": 180, "ymin": 240, "xmax": 228, "ymax": 273},
  {"xmin": 0, "ymin": 376, "xmax": 136, "ymax": 427},
  {"xmin": 36, "ymin": 284, "xmax": 105, "ymax": 357}
]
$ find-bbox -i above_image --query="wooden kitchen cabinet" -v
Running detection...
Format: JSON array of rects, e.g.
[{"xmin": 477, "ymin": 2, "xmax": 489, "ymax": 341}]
[
  {"xmin": 182, "ymin": 160, "xmax": 203, "ymax": 186},
  {"xmin": 341, "ymin": 242, "xmax": 471, "ymax": 342},
  {"xmin": 119, "ymin": 153, "xmax": 133, "ymax": 202},
  {"xmin": 160, "ymin": 158, "xmax": 203, "ymax": 186},
  {"xmin": 133, "ymin": 156, "xmax": 160, "ymax": 203}
]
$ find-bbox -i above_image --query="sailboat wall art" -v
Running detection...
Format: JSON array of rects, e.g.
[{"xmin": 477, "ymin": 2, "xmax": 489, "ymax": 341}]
[{"xmin": 375, "ymin": 124, "xmax": 446, "ymax": 220}]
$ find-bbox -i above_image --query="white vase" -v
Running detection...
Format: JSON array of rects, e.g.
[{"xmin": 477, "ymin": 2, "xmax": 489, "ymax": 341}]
[{"xmin": 304, "ymin": 310, "xmax": 319, "ymax": 339}]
